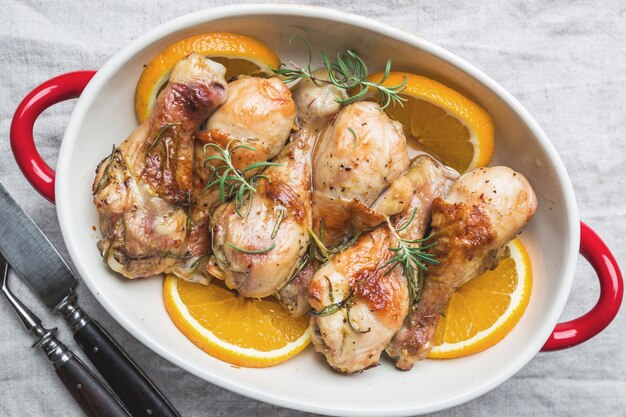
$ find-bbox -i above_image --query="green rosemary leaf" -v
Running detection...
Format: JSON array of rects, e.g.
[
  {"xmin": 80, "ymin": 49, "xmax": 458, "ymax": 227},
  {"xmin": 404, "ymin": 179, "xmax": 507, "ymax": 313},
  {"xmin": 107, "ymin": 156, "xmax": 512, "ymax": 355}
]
[
  {"xmin": 287, "ymin": 252, "xmax": 311, "ymax": 286},
  {"xmin": 312, "ymin": 302, "xmax": 343, "ymax": 317},
  {"xmin": 94, "ymin": 146, "xmax": 119, "ymax": 194},
  {"xmin": 380, "ymin": 213, "xmax": 440, "ymax": 308},
  {"xmin": 226, "ymin": 242, "xmax": 276, "ymax": 254},
  {"xmin": 203, "ymin": 138, "xmax": 278, "ymax": 219},
  {"xmin": 311, "ymin": 291, "xmax": 353, "ymax": 317},
  {"xmin": 147, "ymin": 123, "xmax": 179, "ymax": 153},
  {"xmin": 273, "ymin": 37, "xmax": 407, "ymax": 110},
  {"xmin": 271, "ymin": 206, "xmax": 287, "ymax": 239},
  {"xmin": 348, "ymin": 127, "xmax": 358, "ymax": 148},
  {"xmin": 346, "ymin": 303, "xmax": 371, "ymax": 334},
  {"xmin": 289, "ymin": 33, "xmax": 313, "ymax": 74},
  {"xmin": 396, "ymin": 207, "xmax": 417, "ymax": 232},
  {"xmin": 307, "ymin": 227, "xmax": 331, "ymax": 262},
  {"xmin": 218, "ymin": 170, "xmax": 228, "ymax": 202},
  {"xmin": 324, "ymin": 276, "xmax": 335, "ymax": 303},
  {"xmin": 188, "ymin": 253, "xmax": 211, "ymax": 269},
  {"xmin": 241, "ymin": 161, "xmax": 282, "ymax": 173},
  {"xmin": 231, "ymin": 143, "xmax": 258, "ymax": 153}
]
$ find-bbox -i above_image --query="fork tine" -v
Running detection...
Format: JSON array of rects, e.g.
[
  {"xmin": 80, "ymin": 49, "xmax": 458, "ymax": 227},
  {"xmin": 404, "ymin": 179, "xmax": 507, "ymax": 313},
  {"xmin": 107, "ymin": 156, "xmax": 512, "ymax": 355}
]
[
  {"xmin": 0, "ymin": 253, "xmax": 41, "ymax": 330},
  {"xmin": 0, "ymin": 253, "xmax": 8, "ymax": 289}
]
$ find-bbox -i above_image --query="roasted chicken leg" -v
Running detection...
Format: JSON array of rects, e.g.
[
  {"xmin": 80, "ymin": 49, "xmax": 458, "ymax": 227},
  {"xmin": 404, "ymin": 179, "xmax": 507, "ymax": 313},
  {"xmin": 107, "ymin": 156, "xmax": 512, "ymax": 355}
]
[
  {"xmin": 275, "ymin": 69, "xmax": 347, "ymax": 316},
  {"xmin": 312, "ymin": 101, "xmax": 410, "ymax": 248},
  {"xmin": 387, "ymin": 166, "xmax": 538, "ymax": 370},
  {"xmin": 198, "ymin": 76, "xmax": 297, "ymax": 165},
  {"xmin": 187, "ymin": 76, "xmax": 297, "ymax": 275},
  {"xmin": 308, "ymin": 155, "xmax": 458, "ymax": 373},
  {"xmin": 93, "ymin": 53, "xmax": 227, "ymax": 279},
  {"xmin": 210, "ymin": 129, "xmax": 312, "ymax": 297}
]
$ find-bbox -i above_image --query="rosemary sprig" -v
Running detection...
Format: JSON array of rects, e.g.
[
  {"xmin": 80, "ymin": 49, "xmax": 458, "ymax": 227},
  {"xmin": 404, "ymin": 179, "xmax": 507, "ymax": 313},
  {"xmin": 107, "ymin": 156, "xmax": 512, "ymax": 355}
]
[
  {"xmin": 159, "ymin": 251, "xmax": 191, "ymax": 260},
  {"xmin": 311, "ymin": 290, "xmax": 353, "ymax": 317},
  {"xmin": 226, "ymin": 242, "xmax": 276, "ymax": 254},
  {"xmin": 203, "ymin": 139, "xmax": 280, "ymax": 218},
  {"xmin": 188, "ymin": 253, "xmax": 211, "ymax": 269},
  {"xmin": 147, "ymin": 123, "xmax": 179, "ymax": 153},
  {"xmin": 311, "ymin": 286, "xmax": 371, "ymax": 334},
  {"xmin": 271, "ymin": 206, "xmax": 287, "ymax": 239},
  {"xmin": 307, "ymin": 226, "xmax": 371, "ymax": 334},
  {"xmin": 309, "ymin": 210, "xmax": 437, "ymax": 332},
  {"xmin": 346, "ymin": 303, "xmax": 371, "ymax": 334},
  {"xmin": 347, "ymin": 127, "xmax": 358, "ymax": 149},
  {"xmin": 380, "ymin": 207, "xmax": 440, "ymax": 308},
  {"xmin": 273, "ymin": 35, "xmax": 407, "ymax": 109},
  {"xmin": 94, "ymin": 146, "xmax": 120, "ymax": 194},
  {"xmin": 307, "ymin": 223, "xmax": 362, "ymax": 264},
  {"xmin": 307, "ymin": 226, "xmax": 331, "ymax": 263},
  {"xmin": 325, "ymin": 276, "xmax": 335, "ymax": 303}
]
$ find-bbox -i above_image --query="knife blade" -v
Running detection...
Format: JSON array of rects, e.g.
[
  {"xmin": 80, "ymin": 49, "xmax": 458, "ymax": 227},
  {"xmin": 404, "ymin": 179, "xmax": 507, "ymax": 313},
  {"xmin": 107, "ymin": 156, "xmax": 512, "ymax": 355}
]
[
  {"xmin": 0, "ymin": 183, "xmax": 180, "ymax": 417},
  {"xmin": 0, "ymin": 184, "xmax": 75, "ymax": 308}
]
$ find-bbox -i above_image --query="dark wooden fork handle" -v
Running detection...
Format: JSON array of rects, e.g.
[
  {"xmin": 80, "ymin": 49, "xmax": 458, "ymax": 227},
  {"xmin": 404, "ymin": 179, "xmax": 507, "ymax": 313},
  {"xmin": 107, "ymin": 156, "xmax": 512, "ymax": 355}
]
[{"xmin": 55, "ymin": 354, "xmax": 130, "ymax": 417}]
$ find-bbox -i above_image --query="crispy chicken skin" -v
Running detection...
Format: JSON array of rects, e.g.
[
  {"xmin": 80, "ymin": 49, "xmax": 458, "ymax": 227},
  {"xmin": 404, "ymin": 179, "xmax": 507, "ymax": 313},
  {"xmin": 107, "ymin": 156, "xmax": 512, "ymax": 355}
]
[
  {"xmin": 210, "ymin": 129, "xmax": 312, "ymax": 298},
  {"xmin": 201, "ymin": 76, "xmax": 297, "ymax": 162},
  {"xmin": 387, "ymin": 166, "xmax": 538, "ymax": 370},
  {"xmin": 276, "ymin": 259, "xmax": 318, "ymax": 317},
  {"xmin": 93, "ymin": 54, "xmax": 227, "ymax": 279},
  {"xmin": 309, "ymin": 155, "xmax": 458, "ymax": 373},
  {"xmin": 188, "ymin": 76, "xmax": 297, "ymax": 271},
  {"xmin": 312, "ymin": 101, "xmax": 410, "ymax": 248},
  {"xmin": 309, "ymin": 225, "xmax": 406, "ymax": 373}
]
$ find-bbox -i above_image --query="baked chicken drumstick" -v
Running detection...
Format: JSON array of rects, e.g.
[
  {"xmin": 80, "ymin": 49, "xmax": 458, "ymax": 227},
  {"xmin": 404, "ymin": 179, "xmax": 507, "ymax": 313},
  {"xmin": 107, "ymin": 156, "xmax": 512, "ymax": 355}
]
[
  {"xmin": 93, "ymin": 53, "xmax": 227, "ymax": 279},
  {"xmin": 387, "ymin": 166, "xmax": 537, "ymax": 370},
  {"xmin": 308, "ymin": 154, "xmax": 458, "ymax": 373},
  {"xmin": 210, "ymin": 129, "xmax": 312, "ymax": 298},
  {"xmin": 191, "ymin": 76, "xmax": 297, "ymax": 282},
  {"xmin": 311, "ymin": 101, "xmax": 410, "ymax": 248}
]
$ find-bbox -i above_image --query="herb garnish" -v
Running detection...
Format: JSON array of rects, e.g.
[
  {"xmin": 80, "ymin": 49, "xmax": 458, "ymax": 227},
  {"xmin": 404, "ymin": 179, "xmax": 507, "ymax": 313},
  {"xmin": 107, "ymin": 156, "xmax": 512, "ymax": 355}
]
[
  {"xmin": 311, "ymin": 286, "xmax": 371, "ymax": 334},
  {"xmin": 273, "ymin": 35, "xmax": 407, "ymax": 109},
  {"xmin": 147, "ymin": 123, "xmax": 179, "ymax": 153},
  {"xmin": 94, "ymin": 146, "xmax": 120, "ymax": 194},
  {"xmin": 381, "ymin": 207, "xmax": 439, "ymax": 308},
  {"xmin": 347, "ymin": 127, "xmax": 358, "ymax": 149},
  {"xmin": 203, "ymin": 139, "xmax": 280, "ymax": 218},
  {"xmin": 271, "ymin": 206, "xmax": 287, "ymax": 239},
  {"xmin": 311, "ymin": 291, "xmax": 353, "ymax": 317},
  {"xmin": 307, "ymin": 223, "xmax": 362, "ymax": 264},
  {"xmin": 226, "ymin": 242, "xmax": 276, "ymax": 254}
]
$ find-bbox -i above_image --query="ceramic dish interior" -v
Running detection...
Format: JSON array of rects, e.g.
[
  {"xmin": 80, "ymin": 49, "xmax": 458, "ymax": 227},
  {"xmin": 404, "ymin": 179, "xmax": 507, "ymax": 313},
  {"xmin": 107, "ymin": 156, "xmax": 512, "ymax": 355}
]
[{"xmin": 54, "ymin": 5, "xmax": 579, "ymax": 416}]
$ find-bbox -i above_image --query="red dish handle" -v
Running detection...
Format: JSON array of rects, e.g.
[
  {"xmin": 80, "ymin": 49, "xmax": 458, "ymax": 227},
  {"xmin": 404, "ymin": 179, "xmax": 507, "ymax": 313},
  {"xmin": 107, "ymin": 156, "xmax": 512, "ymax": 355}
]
[
  {"xmin": 542, "ymin": 221, "xmax": 623, "ymax": 351},
  {"xmin": 10, "ymin": 71, "xmax": 97, "ymax": 203}
]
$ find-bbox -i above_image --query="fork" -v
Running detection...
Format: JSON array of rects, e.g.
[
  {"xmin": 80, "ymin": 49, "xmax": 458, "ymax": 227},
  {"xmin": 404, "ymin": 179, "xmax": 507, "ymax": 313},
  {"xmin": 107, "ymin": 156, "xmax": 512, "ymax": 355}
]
[{"xmin": 0, "ymin": 253, "xmax": 129, "ymax": 417}]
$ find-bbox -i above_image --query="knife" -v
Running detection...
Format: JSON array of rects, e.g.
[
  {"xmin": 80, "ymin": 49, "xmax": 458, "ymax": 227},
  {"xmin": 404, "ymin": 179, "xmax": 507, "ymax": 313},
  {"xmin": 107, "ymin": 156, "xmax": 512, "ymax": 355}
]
[
  {"xmin": 0, "ymin": 183, "xmax": 179, "ymax": 417},
  {"xmin": 1, "ymin": 254, "xmax": 130, "ymax": 417}
]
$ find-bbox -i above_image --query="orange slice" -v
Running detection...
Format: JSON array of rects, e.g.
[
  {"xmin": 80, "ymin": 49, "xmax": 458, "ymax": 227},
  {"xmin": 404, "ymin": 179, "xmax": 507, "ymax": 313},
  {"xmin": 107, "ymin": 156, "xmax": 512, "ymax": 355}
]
[
  {"xmin": 369, "ymin": 71, "xmax": 494, "ymax": 173},
  {"xmin": 163, "ymin": 275, "xmax": 311, "ymax": 367},
  {"xmin": 136, "ymin": 32, "xmax": 281, "ymax": 122},
  {"xmin": 428, "ymin": 238, "xmax": 532, "ymax": 358}
]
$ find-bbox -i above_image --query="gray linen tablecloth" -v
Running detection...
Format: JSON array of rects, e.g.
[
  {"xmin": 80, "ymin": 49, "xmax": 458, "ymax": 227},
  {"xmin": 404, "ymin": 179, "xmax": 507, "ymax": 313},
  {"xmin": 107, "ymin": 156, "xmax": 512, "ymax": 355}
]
[{"xmin": 1, "ymin": 1, "xmax": 624, "ymax": 416}]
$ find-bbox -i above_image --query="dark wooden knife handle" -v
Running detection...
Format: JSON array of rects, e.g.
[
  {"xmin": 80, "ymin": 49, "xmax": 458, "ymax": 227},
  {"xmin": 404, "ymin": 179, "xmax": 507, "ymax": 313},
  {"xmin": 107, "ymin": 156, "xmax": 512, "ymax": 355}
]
[
  {"xmin": 74, "ymin": 321, "xmax": 179, "ymax": 417},
  {"xmin": 55, "ymin": 355, "xmax": 130, "ymax": 417}
]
